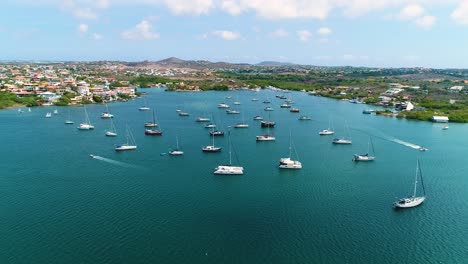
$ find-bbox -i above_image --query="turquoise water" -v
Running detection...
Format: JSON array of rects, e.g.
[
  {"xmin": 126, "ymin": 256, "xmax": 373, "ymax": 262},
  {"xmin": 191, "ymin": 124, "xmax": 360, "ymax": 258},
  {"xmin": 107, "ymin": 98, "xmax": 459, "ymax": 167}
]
[{"xmin": 1, "ymin": 88, "xmax": 468, "ymax": 263}]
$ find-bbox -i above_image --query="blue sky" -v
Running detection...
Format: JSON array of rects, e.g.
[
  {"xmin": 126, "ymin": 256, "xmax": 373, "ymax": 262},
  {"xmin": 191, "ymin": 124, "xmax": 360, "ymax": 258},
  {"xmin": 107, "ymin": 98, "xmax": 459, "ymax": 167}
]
[{"xmin": 2, "ymin": 0, "xmax": 468, "ymax": 68}]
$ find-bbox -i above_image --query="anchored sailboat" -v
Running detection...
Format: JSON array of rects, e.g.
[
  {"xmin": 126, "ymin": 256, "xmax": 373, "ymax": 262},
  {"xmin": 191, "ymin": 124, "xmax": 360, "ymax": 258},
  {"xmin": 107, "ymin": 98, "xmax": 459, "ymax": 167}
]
[
  {"xmin": 214, "ymin": 131, "xmax": 244, "ymax": 175},
  {"xmin": 394, "ymin": 159, "xmax": 426, "ymax": 208},
  {"xmin": 332, "ymin": 122, "xmax": 351, "ymax": 144},
  {"xmin": 279, "ymin": 132, "xmax": 302, "ymax": 169},
  {"xmin": 100, "ymin": 104, "xmax": 114, "ymax": 118},
  {"xmin": 77, "ymin": 106, "xmax": 94, "ymax": 130},
  {"xmin": 144, "ymin": 110, "xmax": 158, "ymax": 127},
  {"xmin": 115, "ymin": 125, "xmax": 137, "ymax": 151},
  {"xmin": 169, "ymin": 135, "xmax": 184, "ymax": 155},
  {"xmin": 353, "ymin": 137, "xmax": 375, "ymax": 161},
  {"xmin": 105, "ymin": 117, "xmax": 118, "ymax": 137},
  {"xmin": 202, "ymin": 126, "xmax": 222, "ymax": 152}
]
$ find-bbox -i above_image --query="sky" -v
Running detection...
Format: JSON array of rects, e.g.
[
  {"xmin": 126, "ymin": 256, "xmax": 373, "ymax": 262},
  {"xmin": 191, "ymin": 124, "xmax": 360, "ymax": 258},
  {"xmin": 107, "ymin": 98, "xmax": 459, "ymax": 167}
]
[{"xmin": 2, "ymin": 0, "xmax": 468, "ymax": 68}]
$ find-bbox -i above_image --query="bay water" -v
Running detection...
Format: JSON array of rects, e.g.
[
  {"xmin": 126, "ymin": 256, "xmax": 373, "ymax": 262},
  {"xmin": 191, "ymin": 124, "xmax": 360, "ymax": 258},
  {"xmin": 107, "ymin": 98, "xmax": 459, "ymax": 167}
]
[{"xmin": 1, "ymin": 88, "xmax": 467, "ymax": 263}]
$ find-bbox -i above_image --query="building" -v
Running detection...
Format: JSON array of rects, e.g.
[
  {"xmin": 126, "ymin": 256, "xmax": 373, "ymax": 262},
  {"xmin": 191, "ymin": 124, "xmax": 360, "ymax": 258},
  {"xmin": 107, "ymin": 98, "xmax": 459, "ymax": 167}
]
[{"xmin": 432, "ymin": 116, "xmax": 449, "ymax": 123}]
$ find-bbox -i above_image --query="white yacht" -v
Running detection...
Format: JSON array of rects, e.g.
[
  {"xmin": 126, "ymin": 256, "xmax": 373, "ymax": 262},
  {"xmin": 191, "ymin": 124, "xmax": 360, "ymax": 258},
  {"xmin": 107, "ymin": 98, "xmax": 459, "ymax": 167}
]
[
  {"xmin": 214, "ymin": 131, "xmax": 243, "ymax": 175},
  {"xmin": 218, "ymin": 103, "xmax": 230, "ymax": 108},
  {"xmin": 319, "ymin": 129, "xmax": 334, "ymax": 135},
  {"xmin": 394, "ymin": 159, "xmax": 426, "ymax": 208},
  {"xmin": 332, "ymin": 138, "xmax": 352, "ymax": 144},
  {"xmin": 279, "ymin": 133, "xmax": 302, "ymax": 169},
  {"xmin": 115, "ymin": 125, "xmax": 137, "ymax": 151},
  {"xmin": 77, "ymin": 106, "xmax": 94, "ymax": 130},
  {"xmin": 169, "ymin": 135, "xmax": 184, "ymax": 155}
]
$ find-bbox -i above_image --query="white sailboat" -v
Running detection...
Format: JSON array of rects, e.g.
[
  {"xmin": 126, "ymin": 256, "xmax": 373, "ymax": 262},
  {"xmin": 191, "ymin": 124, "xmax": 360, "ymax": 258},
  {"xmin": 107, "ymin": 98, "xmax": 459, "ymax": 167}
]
[
  {"xmin": 77, "ymin": 106, "xmax": 94, "ymax": 130},
  {"xmin": 144, "ymin": 109, "xmax": 158, "ymax": 127},
  {"xmin": 53, "ymin": 109, "xmax": 58, "ymax": 115},
  {"xmin": 169, "ymin": 135, "xmax": 184, "ymax": 155},
  {"xmin": 256, "ymin": 118, "xmax": 275, "ymax": 141},
  {"xmin": 394, "ymin": 159, "xmax": 426, "ymax": 208},
  {"xmin": 279, "ymin": 132, "xmax": 302, "ymax": 169},
  {"xmin": 319, "ymin": 117, "xmax": 335, "ymax": 135},
  {"xmin": 65, "ymin": 110, "xmax": 74, "ymax": 124},
  {"xmin": 101, "ymin": 104, "xmax": 114, "ymax": 118},
  {"xmin": 332, "ymin": 122, "xmax": 352, "ymax": 144},
  {"xmin": 214, "ymin": 131, "xmax": 243, "ymax": 175},
  {"xmin": 138, "ymin": 98, "xmax": 150, "ymax": 111},
  {"xmin": 234, "ymin": 110, "xmax": 249, "ymax": 128},
  {"xmin": 45, "ymin": 112, "xmax": 52, "ymax": 118},
  {"xmin": 202, "ymin": 127, "xmax": 222, "ymax": 152},
  {"xmin": 353, "ymin": 137, "xmax": 375, "ymax": 161},
  {"xmin": 105, "ymin": 117, "xmax": 118, "ymax": 137},
  {"xmin": 115, "ymin": 125, "xmax": 137, "ymax": 151},
  {"xmin": 28, "ymin": 108, "xmax": 31, "ymax": 112}
]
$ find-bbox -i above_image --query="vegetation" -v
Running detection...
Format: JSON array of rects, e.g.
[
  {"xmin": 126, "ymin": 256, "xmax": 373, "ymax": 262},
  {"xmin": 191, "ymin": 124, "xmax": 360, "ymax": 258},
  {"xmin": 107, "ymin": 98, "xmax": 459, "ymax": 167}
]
[
  {"xmin": 130, "ymin": 75, "xmax": 177, "ymax": 88},
  {"xmin": 0, "ymin": 91, "xmax": 39, "ymax": 109}
]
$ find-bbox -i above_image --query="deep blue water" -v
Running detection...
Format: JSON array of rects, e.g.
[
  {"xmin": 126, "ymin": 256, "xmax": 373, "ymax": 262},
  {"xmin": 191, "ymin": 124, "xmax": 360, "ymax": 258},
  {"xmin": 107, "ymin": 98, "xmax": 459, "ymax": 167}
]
[{"xmin": 1, "ymin": 88, "xmax": 468, "ymax": 263}]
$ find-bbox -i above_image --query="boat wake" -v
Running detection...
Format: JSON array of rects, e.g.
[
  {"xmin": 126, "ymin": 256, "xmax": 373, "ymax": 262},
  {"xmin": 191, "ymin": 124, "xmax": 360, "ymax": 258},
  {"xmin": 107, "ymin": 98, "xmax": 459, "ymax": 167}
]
[
  {"xmin": 390, "ymin": 138, "xmax": 427, "ymax": 151},
  {"xmin": 90, "ymin": 155, "xmax": 144, "ymax": 169}
]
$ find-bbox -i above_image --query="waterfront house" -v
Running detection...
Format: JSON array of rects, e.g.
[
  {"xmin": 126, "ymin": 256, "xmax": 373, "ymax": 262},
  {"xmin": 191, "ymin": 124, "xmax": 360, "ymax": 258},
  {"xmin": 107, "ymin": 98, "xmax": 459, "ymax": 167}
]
[{"xmin": 432, "ymin": 116, "xmax": 449, "ymax": 123}]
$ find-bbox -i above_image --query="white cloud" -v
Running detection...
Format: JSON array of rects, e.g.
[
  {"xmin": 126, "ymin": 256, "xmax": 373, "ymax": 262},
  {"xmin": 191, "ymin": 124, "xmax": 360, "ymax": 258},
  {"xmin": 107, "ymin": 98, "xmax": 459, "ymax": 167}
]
[
  {"xmin": 77, "ymin": 23, "xmax": 88, "ymax": 34},
  {"xmin": 297, "ymin": 30, "xmax": 312, "ymax": 42},
  {"xmin": 270, "ymin": 28, "xmax": 289, "ymax": 38},
  {"xmin": 95, "ymin": 0, "xmax": 110, "ymax": 9},
  {"xmin": 121, "ymin": 20, "xmax": 159, "ymax": 40},
  {"xmin": 212, "ymin": 30, "xmax": 241, "ymax": 40},
  {"xmin": 415, "ymin": 15, "xmax": 436, "ymax": 29},
  {"xmin": 452, "ymin": 0, "xmax": 468, "ymax": 25},
  {"xmin": 343, "ymin": 54, "xmax": 355, "ymax": 60},
  {"xmin": 317, "ymin": 27, "xmax": 332, "ymax": 35},
  {"xmin": 163, "ymin": 0, "xmax": 214, "ymax": 15},
  {"xmin": 398, "ymin": 4, "xmax": 425, "ymax": 20},
  {"xmin": 221, "ymin": 0, "xmax": 243, "ymax": 15},
  {"xmin": 93, "ymin": 33, "xmax": 104, "ymax": 40},
  {"xmin": 60, "ymin": 0, "xmax": 98, "ymax": 20}
]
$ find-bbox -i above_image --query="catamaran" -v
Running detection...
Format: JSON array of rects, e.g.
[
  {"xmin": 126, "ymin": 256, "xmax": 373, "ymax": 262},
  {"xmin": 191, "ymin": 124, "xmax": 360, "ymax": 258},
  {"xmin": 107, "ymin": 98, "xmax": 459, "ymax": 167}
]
[
  {"xmin": 77, "ymin": 106, "xmax": 94, "ymax": 130},
  {"xmin": 279, "ymin": 132, "xmax": 302, "ymax": 169},
  {"xmin": 394, "ymin": 159, "xmax": 426, "ymax": 208},
  {"xmin": 115, "ymin": 125, "xmax": 137, "ymax": 151},
  {"xmin": 214, "ymin": 131, "xmax": 243, "ymax": 175}
]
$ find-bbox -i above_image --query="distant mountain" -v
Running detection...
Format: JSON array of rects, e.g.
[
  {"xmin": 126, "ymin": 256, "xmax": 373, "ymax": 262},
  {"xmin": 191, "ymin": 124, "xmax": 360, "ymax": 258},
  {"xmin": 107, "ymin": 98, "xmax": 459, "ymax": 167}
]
[
  {"xmin": 257, "ymin": 61, "xmax": 296, "ymax": 66},
  {"xmin": 156, "ymin": 57, "xmax": 186, "ymax": 64}
]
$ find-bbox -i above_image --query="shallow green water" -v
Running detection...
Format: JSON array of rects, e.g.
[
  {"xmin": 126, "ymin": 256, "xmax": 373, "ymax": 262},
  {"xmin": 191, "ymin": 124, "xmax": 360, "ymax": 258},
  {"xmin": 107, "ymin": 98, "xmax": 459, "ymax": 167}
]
[{"xmin": 1, "ymin": 88, "xmax": 467, "ymax": 263}]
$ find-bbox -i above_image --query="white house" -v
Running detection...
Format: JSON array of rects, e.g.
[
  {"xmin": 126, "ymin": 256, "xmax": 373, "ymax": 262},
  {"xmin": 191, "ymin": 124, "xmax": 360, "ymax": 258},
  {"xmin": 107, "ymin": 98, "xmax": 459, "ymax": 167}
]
[{"xmin": 432, "ymin": 116, "xmax": 449, "ymax": 123}]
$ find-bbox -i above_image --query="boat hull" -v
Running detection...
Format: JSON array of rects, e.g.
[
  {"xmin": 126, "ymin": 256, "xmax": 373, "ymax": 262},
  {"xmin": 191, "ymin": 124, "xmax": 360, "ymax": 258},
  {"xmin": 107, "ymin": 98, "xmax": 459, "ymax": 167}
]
[
  {"xmin": 256, "ymin": 135, "xmax": 276, "ymax": 141},
  {"xmin": 214, "ymin": 165, "xmax": 244, "ymax": 175},
  {"xmin": 394, "ymin": 196, "xmax": 426, "ymax": 208},
  {"xmin": 202, "ymin": 146, "xmax": 222, "ymax": 152},
  {"xmin": 353, "ymin": 154, "xmax": 375, "ymax": 161},
  {"xmin": 332, "ymin": 139, "xmax": 352, "ymax": 144},
  {"xmin": 169, "ymin": 150, "xmax": 184, "ymax": 155},
  {"xmin": 115, "ymin": 145, "xmax": 137, "ymax": 151}
]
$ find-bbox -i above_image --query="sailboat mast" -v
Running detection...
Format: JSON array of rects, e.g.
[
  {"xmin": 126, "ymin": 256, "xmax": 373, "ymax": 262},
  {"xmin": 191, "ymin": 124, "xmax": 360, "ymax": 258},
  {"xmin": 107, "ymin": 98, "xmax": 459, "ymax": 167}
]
[
  {"xmin": 413, "ymin": 159, "xmax": 419, "ymax": 197},
  {"xmin": 288, "ymin": 131, "xmax": 292, "ymax": 158},
  {"xmin": 418, "ymin": 159, "xmax": 426, "ymax": 195},
  {"xmin": 228, "ymin": 131, "xmax": 232, "ymax": 165}
]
